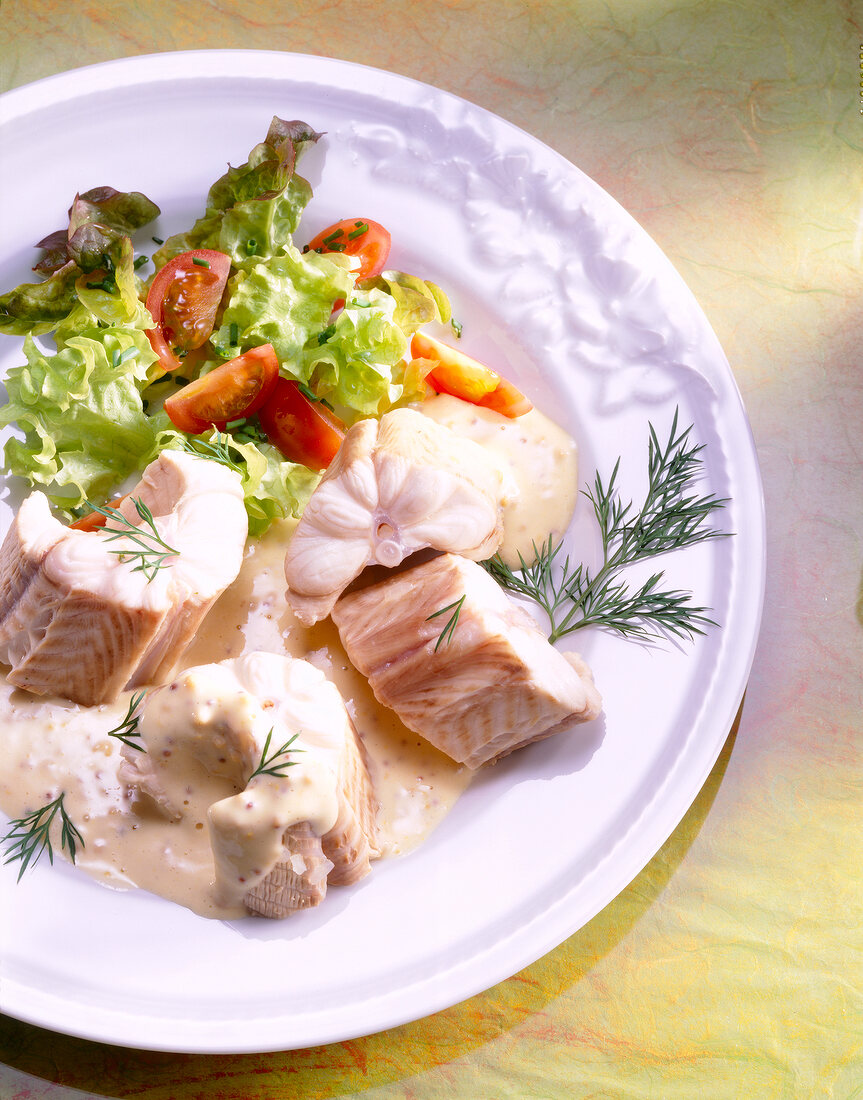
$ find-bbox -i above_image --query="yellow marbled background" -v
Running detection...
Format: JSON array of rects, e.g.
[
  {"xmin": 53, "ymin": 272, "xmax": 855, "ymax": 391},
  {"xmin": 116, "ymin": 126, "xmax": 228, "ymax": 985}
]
[{"xmin": 1, "ymin": 0, "xmax": 861, "ymax": 1097}]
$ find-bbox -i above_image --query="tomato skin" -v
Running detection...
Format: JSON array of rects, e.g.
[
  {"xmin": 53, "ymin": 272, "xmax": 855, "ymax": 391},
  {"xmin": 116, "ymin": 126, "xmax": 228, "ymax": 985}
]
[
  {"xmin": 164, "ymin": 344, "xmax": 280, "ymax": 434},
  {"xmin": 409, "ymin": 332, "xmax": 533, "ymax": 419},
  {"xmin": 69, "ymin": 494, "xmax": 129, "ymax": 531},
  {"xmin": 476, "ymin": 375, "xmax": 534, "ymax": 418},
  {"xmin": 258, "ymin": 378, "xmax": 346, "ymax": 471},
  {"xmin": 304, "ymin": 219, "xmax": 391, "ymax": 281},
  {"xmin": 146, "ymin": 249, "xmax": 231, "ymax": 374}
]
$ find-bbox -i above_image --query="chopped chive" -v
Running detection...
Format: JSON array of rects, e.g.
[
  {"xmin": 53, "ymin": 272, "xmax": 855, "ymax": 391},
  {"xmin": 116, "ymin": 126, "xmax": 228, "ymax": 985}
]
[
  {"xmin": 327, "ymin": 241, "xmax": 346, "ymax": 252},
  {"xmin": 86, "ymin": 277, "xmax": 116, "ymax": 292},
  {"xmin": 152, "ymin": 236, "xmax": 164, "ymax": 245},
  {"xmin": 322, "ymin": 228, "xmax": 344, "ymax": 245},
  {"xmin": 192, "ymin": 257, "xmax": 210, "ymax": 268},
  {"xmin": 246, "ymin": 239, "xmax": 258, "ymax": 255},
  {"xmin": 133, "ymin": 255, "xmax": 149, "ymax": 270},
  {"xmin": 111, "ymin": 347, "xmax": 139, "ymax": 368},
  {"xmin": 302, "ymin": 244, "xmax": 310, "ymax": 253},
  {"xmin": 229, "ymin": 322, "xmax": 239, "ymax": 346},
  {"xmin": 297, "ymin": 381, "xmax": 319, "ymax": 401},
  {"xmin": 316, "ymin": 324, "xmax": 336, "ymax": 346},
  {"xmin": 347, "ymin": 222, "xmax": 369, "ymax": 239},
  {"xmin": 451, "ymin": 318, "xmax": 463, "ymax": 338}
]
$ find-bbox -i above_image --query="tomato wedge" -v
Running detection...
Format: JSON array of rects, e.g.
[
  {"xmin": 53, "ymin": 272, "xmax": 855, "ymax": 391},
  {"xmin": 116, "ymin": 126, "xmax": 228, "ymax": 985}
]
[
  {"xmin": 146, "ymin": 249, "xmax": 231, "ymax": 374},
  {"xmin": 69, "ymin": 494, "xmax": 129, "ymax": 532},
  {"xmin": 409, "ymin": 332, "xmax": 533, "ymax": 419},
  {"xmin": 164, "ymin": 344, "xmax": 280, "ymax": 434},
  {"xmin": 303, "ymin": 219, "xmax": 391, "ymax": 281},
  {"xmin": 258, "ymin": 378, "xmax": 346, "ymax": 471}
]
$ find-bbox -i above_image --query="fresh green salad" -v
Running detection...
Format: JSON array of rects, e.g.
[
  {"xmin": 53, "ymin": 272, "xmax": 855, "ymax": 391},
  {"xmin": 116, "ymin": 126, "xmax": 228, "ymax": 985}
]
[{"xmin": 0, "ymin": 117, "xmax": 451, "ymax": 535}]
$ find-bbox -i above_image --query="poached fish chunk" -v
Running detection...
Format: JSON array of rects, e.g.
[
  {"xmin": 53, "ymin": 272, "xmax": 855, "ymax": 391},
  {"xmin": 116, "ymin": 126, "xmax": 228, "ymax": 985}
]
[
  {"xmin": 0, "ymin": 450, "xmax": 247, "ymax": 706},
  {"xmin": 284, "ymin": 407, "xmax": 507, "ymax": 624},
  {"xmin": 122, "ymin": 651, "xmax": 379, "ymax": 919},
  {"xmin": 332, "ymin": 553, "xmax": 602, "ymax": 769}
]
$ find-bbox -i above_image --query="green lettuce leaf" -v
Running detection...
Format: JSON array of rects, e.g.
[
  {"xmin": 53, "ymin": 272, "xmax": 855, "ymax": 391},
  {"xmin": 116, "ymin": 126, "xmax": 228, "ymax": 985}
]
[
  {"xmin": 0, "ymin": 189, "xmax": 159, "ymax": 336},
  {"xmin": 213, "ymin": 245, "xmax": 353, "ymax": 367},
  {"xmin": 0, "ymin": 262, "xmax": 81, "ymax": 336},
  {"xmin": 0, "ymin": 328, "xmax": 159, "ymax": 509},
  {"xmin": 303, "ymin": 289, "xmax": 411, "ymax": 413},
  {"xmin": 34, "ymin": 187, "xmax": 161, "ymax": 277},
  {"xmin": 55, "ymin": 236, "xmax": 155, "ymax": 347},
  {"xmin": 214, "ymin": 254, "xmax": 454, "ymax": 414},
  {"xmin": 153, "ymin": 117, "xmax": 322, "ymax": 269},
  {"xmin": 303, "ymin": 277, "xmax": 451, "ymax": 413},
  {"xmin": 366, "ymin": 272, "xmax": 451, "ymax": 333}
]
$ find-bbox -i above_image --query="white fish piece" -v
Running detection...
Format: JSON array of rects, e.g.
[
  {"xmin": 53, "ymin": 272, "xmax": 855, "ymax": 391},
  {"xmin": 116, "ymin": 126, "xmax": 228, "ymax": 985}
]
[
  {"xmin": 332, "ymin": 553, "xmax": 602, "ymax": 769},
  {"xmin": 0, "ymin": 450, "xmax": 247, "ymax": 706},
  {"xmin": 121, "ymin": 651, "xmax": 379, "ymax": 919},
  {"xmin": 284, "ymin": 407, "xmax": 507, "ymax": 624}
]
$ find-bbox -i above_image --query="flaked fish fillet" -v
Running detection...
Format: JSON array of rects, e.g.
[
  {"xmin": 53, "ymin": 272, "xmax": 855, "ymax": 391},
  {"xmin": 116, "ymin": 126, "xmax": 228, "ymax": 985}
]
[
  {"xmin": 0, "ymin": 450, "xmax": 247, "ymax": 706},
  {"xmin": 284, "ymin": 407, "xmax": 507, "ymax": 624},
  {"xmin": 122, "ymin": 651, "xmax": 379, "ymax": 919},
  {"xmin": 332, "ymin": 553, "xmax": 602, "ymax": 769}
]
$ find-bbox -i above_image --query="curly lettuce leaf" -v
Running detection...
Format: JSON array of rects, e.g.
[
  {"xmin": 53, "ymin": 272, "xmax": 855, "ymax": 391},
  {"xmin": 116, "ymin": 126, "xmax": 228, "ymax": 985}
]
[
  {"xmin": 1, "ymin": 190, "xmax": 159, "ymax": 336},
  {"xmin": 213, "ymin": 245, "xmax": 353, "ymax": 367},
  {"xmin": 212, "ymin": 251, "xmax": 454, "ymax": 414},
  {"xmin": 33, "ymin": 187, "xmax": 161, "ymax": 277},
  {"xmin": 304, "ymin": 277, "xmax": 451, "ymax": 413},
  {"xmin": 303, "ymin": 290, "xmax": 412, "ymax": 413},
  {"xmin": 0, "ymin": 262, "xmax": 81, "ymax": 336},
  {"xmin": 0, "ymin": 328, "xmax": 159, "ymax": 509},
  {"xmin": 55, "ymin": 236, "xmax": 155, "ymax": 347},
  {"xmin": 152, "ymin": 422, "xmax": 320, "ymax": 537},
  {"xmin": 153, "ymin": 117, "xmax": 322, "ymax": 269},
  {"xmin": 366, "ymin": 272, "xmax": 451, "ymax": 334}
]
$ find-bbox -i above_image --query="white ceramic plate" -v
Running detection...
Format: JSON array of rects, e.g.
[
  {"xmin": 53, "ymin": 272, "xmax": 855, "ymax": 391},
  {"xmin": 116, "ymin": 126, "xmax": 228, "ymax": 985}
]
[{"xmin": 0, "ymin": 51, "xmax": 764, "ymax": 1053}]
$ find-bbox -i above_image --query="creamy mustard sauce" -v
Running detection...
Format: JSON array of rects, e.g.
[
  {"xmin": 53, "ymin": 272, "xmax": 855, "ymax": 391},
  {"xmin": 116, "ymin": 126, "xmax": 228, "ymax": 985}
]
[
  {"xmin": 420, "ymin": 395, "xmax": 578, "ymax": 567},
  {"xmin": 0, "ymin": 397, "xmax": 578, "ymax": 919}
]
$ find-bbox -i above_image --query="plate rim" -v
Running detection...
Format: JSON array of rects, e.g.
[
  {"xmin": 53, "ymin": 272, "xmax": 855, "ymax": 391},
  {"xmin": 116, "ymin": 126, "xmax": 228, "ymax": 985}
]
[{"xmin": 0, "ymin": 48, "xmax": 766, "ymax": 1054}]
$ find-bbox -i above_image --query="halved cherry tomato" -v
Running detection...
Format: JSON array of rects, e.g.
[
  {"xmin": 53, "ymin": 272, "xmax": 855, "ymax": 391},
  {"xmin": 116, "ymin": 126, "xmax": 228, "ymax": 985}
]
[
  {"xmin": 146, "ymin": 249, "xmax": 231, "ymax": 374},
  {"xmin": 409, "ymin": 332, "xmax": 533, "ymax": 419},
  {"xmin": 258, "ymin": 378, "xmax": 346, "ymax": 471},
  {"xmin": 303, "ymin": 219, "xmax": 391, "ymax": 281},
  {"xmin": 69, "ymin": 494, "xmax": 129, "ymax": 531},
  {"xmin": 164, "ymin": 344, "xmax": 280, "ymax": 434}
]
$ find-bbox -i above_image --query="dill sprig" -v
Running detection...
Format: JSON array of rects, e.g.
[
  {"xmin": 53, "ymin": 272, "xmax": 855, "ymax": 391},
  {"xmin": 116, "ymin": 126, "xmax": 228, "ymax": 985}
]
[
  {"xmin": 426, "ymin": 594, "xmax": 466, "ymax": 651},
  {"xmin": 85, "ymin": 496, "xmax": 179, "ymax": 582},
  {"xmin": 107, "ymin": 689, "xmax": 147, "ymax": 751},
  {"xmin": 178, "ymin": 431, "xmax": 244, "ymax": 475},
  {"xmin": 2, "ymin": 793, "xmax": 84, "ymax": 881},
  {"xmin": 249, "ymin": 730, "xmax": 303, "ymax": 781},
  {"xmin": 482, "ymin": 409, "xmax": 729, "ymax": 643}
]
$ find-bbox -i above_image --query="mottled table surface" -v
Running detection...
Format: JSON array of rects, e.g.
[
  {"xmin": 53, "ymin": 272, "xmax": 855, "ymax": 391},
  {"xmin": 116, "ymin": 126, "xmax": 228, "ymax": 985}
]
[{"xmin": 2, "ymin": 2, "xmax": 861, "ymax": 1097}]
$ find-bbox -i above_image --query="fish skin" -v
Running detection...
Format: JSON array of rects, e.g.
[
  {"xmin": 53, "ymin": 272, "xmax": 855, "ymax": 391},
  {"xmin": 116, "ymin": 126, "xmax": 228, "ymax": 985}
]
[
  {"xmin": 245, "ymin": 821, "xmax": 332, "ymax": 918},
  {"xmin": 332, "ymin": 553, "xmax": 602, "ymax": 769},
  {"xmin": 322, "ymin": 712, "xmax": 380, "ymax": 887},
  {"xmin": 0, "ymin": 451, "xmax": 247, "ymax": 705},
  {"xmin": 284, "ymin": 408, "xmax": 507, "ymax": 625}
]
